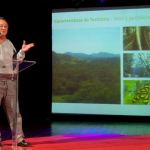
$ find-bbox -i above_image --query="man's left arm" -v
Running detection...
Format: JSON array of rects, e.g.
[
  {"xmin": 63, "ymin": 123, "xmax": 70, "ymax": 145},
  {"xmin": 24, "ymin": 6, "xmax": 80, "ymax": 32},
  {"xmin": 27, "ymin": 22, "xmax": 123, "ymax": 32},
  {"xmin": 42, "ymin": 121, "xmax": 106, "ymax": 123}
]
[{"xmin": 17, "ymin": 50, "xmax": 25, "ymax": 60}]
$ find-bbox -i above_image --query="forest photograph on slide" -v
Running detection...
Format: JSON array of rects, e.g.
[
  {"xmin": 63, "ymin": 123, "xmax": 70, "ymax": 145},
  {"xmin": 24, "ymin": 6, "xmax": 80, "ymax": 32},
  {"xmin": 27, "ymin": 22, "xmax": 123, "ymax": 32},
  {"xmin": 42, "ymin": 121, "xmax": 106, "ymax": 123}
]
[
  {"xmin": 52, "ymin": 27, "xmax": 121, "ymax": 104},
  {"xmin": 124, "ymin": 80, "xmax": 150, "ymax": 105},
  {"xmin": 123, "ymin": 53, "xmax": 150, "ymax": 77},
  {"xmin": 123, "ymin": 26, "xmax": 150, "ymax": 50}
]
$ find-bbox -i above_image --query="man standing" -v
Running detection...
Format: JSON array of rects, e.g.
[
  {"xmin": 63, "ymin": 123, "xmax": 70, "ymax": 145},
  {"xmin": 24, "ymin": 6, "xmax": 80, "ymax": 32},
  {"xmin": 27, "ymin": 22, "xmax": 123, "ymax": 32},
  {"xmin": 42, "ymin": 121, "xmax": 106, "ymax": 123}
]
[{"xmin": 0, "ymin": 17, "xmax": 34, "ymax": 147}]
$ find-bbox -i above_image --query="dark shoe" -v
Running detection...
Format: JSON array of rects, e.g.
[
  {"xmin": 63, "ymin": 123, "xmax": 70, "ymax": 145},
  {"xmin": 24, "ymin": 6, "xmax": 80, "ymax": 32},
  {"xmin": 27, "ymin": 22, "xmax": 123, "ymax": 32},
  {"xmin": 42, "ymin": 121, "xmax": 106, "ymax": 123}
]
[
  {"xmin": 17, "ymin": 140, "xmax": 30, "ymax": 147},
  {"xmin": 0, "ymin": 143, "xmax": 2, "ymax": 147}
]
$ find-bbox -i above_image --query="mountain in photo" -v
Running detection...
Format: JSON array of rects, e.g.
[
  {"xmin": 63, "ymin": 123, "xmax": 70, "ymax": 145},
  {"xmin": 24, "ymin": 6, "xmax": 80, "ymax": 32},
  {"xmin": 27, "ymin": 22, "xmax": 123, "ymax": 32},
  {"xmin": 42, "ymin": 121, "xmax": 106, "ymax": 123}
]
[{"xmin": 64, "ymin": 52, "xmax": 120, "ymax": 59}]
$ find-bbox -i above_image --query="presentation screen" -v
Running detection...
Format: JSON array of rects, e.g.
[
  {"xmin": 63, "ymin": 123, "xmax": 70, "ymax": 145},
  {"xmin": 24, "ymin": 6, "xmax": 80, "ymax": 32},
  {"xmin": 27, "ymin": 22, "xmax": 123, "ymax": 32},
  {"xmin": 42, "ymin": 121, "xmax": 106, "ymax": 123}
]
[{"xmin": 52, "ymin": 6, "xmax": 150, "ymax": 116}]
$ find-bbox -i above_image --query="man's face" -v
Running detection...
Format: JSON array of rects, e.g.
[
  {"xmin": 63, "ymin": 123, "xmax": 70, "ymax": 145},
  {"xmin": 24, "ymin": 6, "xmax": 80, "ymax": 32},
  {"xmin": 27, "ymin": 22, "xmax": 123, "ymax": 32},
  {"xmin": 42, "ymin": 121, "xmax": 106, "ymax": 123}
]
[{"xmin": 0, "ymin": 19, "xmax": 8, "ymax": 37}]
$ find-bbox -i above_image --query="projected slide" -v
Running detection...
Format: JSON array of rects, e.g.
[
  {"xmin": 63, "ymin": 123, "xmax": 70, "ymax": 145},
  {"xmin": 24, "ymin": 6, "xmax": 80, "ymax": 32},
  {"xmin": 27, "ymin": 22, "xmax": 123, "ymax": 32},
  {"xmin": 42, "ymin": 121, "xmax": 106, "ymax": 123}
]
[{"xmin": 52, "ymin": 6, "xmax": 150, "ymax": 116}]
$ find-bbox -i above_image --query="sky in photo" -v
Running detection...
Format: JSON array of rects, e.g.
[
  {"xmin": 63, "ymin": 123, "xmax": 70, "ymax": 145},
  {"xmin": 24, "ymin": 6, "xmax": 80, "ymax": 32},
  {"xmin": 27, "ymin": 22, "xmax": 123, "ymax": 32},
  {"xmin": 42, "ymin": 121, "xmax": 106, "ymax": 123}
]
[{"xmin": 52, "ymin": 27, "xmax": 120, "ymax": 55}]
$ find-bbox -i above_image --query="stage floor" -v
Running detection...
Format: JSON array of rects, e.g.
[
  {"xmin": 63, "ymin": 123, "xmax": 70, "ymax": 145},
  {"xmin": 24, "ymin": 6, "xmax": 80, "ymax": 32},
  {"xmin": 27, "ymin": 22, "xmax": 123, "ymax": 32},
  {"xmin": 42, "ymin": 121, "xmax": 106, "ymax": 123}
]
[{"xmin": 1, "ymin": 120, "xmax": 150, "ymax": 149}]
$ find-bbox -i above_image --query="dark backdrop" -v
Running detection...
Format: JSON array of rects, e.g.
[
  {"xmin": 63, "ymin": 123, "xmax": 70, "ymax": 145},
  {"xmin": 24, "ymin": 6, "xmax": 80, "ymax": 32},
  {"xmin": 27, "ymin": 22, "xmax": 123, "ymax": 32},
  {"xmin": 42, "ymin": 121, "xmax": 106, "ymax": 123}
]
[
  {"xmin": 0, "ymin": 1, "xmax": 51, "ymax": 122},
  {"xmin": 1, "ymin": 0, "xmax": 150, "ymax": 124}
]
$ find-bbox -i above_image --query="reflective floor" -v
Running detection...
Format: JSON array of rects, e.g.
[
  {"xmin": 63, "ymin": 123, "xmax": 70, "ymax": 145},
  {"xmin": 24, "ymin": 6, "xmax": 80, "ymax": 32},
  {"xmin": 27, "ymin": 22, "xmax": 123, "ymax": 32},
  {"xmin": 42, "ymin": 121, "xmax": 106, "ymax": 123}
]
[
  {"xmin": 1, "ymin": 118, "xmax": 150, "ymax": 150},
  {"xmin": 1, "ymin": 119, "xmax": 150, "ymax": 142}
]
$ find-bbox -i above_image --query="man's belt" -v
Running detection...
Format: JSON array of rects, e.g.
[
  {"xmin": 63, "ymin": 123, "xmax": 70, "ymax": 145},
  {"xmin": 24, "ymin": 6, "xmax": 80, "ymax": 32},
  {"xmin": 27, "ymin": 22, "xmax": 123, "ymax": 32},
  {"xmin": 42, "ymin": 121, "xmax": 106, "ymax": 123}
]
[{"xmin": 0, "ymin": 74, "xmax": 17, "ymax": 80}]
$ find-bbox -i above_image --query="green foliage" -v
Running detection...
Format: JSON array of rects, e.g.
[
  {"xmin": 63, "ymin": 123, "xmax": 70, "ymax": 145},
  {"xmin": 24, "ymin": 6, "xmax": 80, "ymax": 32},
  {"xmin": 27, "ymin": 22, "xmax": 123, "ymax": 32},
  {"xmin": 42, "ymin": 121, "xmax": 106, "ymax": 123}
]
[{"xmin": 52, "ymin": 52, "xmax": 120, "ymax": 104}]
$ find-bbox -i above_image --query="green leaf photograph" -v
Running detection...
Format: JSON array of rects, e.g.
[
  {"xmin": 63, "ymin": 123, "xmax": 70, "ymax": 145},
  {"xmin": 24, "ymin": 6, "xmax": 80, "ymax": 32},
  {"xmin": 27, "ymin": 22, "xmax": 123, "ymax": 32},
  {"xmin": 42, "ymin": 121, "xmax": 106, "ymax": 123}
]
[{"xmin": 124, "ymin": 80, "xmax": 150, "ymax": 105}]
